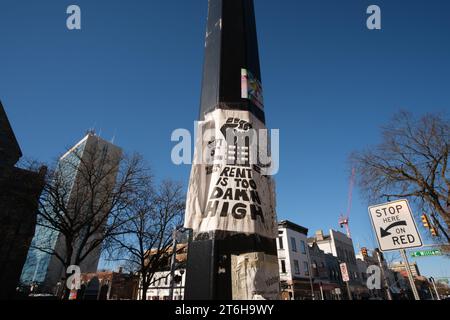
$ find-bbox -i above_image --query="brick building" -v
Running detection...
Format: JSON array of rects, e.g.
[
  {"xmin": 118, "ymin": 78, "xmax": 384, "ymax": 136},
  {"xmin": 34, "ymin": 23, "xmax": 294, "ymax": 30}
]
[
  {"xmin": 0, "ymin": 101, "xmax": 46, "ymax": 299},
  {"xmin": 73, "ymin": 270, "xmax": 139, "ymax": 300}
]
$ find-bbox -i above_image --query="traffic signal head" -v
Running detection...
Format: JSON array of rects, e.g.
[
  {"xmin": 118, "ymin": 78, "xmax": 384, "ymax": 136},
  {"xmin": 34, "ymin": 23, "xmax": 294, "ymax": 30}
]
[{"xmin": 421, "ymin": 214, "xmax": 431, "ymax": 229}]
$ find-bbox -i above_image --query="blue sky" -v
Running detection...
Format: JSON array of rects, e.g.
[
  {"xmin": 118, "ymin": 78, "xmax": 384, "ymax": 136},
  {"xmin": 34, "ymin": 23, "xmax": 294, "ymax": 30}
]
[{"xmin": 1, "ymin": 0, "xmax": 449, "ymax": 279}]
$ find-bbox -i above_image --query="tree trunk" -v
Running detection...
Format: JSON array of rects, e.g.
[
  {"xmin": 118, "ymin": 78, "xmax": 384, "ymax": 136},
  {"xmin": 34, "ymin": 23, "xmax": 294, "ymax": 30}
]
[
  {"xmin": 61, "ymin": 244, "xmax": 74, "ymax": 300},
  {"xmin": 141, "ymin": 283, "xmax": 149, "ymax": 301}
]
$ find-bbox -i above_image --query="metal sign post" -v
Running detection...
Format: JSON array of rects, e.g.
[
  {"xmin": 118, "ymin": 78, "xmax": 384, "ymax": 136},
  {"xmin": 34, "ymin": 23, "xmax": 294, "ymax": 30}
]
[
  {"xmin": 430, "ymin": 277, "xmax": 441, "ymax": 300},
  {"xmin": 340, "ymin": 263, "xmax": 352, "ymax": 300},
  {"xmin": 400, "ymin": 249, "xmax": 420, "ymax": 300},
  {"xmin": 319, "ymin": 282, "xmax": 325, "ymax": 300}
]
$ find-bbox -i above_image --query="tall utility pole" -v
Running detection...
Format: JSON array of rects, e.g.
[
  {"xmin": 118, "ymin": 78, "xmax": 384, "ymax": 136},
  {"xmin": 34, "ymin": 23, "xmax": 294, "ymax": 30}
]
[{"xmin": 184, "ymin": 0, "xmax": 279, "ymax": 300}]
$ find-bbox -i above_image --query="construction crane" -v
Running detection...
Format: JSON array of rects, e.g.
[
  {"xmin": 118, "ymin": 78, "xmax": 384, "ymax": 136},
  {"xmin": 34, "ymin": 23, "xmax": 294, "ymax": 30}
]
[{"xmin": 339, "ymin": 168, "xmax": 356, "ymax": 238}]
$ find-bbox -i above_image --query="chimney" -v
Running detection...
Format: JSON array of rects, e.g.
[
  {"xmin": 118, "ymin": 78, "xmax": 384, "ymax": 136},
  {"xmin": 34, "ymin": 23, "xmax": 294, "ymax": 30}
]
[{"xmin": 315, "ymin": 230, "xmax": 324, "ymax": 241}]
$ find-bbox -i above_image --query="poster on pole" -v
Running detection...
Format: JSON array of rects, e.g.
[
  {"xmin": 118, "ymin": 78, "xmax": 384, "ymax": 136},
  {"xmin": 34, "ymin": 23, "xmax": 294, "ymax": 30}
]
[
  {"xmin": 368, "ymin": 199, "xmax": 423, "ymax": 252},
  {"xmin": 231, "ymin": 252, "xmax": 280, "ymax": 300},
  {"xmin": 184, "ymin": 109, "xmax": 277, "ymax": 239}
]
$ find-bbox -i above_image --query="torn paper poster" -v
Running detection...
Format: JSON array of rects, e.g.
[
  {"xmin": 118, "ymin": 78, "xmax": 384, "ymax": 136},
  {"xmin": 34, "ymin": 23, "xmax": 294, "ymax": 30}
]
[
  {"xmin": 231, "ymin": 252, "xmax": 280, "ymax": 300},
  {"xmin": 184, "ymin": 108, "xmax": 277, "ymax": 239}
]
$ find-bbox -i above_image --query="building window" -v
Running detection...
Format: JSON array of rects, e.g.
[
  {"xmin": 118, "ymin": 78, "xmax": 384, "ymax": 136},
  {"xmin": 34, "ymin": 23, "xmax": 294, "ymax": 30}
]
[
  {"xmin": 303, "ymin": 262, "xmax": 310, "ymax": 276},
  {"xmin": 280, "ymin": 260, "xmax": 286, "ymax": 273},
  {"xmin": 290, "ymin": 237, "xmax": 297, "ymax": 252},
  {"xmin": 278, "ymin": 237, "xmax": 284, "ymax": 249},
  {"xmin": 300, "ymin": 240, "xmax": 307, "ymax": 254},
  {"xmin": 294, "ymin": 260, "xmax": 300, "ymax": 274}
]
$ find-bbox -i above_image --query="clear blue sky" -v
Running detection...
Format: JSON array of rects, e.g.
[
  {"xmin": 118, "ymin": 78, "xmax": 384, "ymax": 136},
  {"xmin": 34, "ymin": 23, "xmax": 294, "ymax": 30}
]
[{"xmin": 1, "ymin": 0, "xmax": 449, "ymax": 279}]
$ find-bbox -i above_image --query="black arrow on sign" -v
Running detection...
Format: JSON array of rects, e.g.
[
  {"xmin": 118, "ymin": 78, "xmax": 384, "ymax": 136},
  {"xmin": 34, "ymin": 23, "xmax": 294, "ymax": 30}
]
[{"xmin": 380, "ymin": 221, "xmax": 408, "ymax": 238}]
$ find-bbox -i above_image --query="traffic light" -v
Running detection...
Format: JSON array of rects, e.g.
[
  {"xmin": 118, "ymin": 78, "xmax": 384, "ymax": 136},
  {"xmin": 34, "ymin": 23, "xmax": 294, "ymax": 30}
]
[
  {"xmin": 431, "ymin": 227, "xmax": 439, "ymax": 237},
  {"xmin": 421, "ymin": 214, "xmax": 431, "ymax": 229}
]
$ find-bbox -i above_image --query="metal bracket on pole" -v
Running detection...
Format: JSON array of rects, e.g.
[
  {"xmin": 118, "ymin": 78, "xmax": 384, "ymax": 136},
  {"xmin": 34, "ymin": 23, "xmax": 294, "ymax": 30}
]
[{"xmin": 346, "ymin": 282, "xmax": 353, "ymax": 300}]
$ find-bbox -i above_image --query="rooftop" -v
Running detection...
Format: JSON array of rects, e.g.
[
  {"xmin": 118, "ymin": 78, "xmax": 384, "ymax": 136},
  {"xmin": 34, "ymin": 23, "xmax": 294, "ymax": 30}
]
[{"xmin": 278, "ymin": 220, "xmax": 308, "ymax": 236}]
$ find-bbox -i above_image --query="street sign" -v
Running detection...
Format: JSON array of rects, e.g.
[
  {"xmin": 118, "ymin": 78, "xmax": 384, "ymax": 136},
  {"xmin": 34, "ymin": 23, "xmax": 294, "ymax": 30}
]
[
  {"xmin": 340, "ymin": 263, "xmax": 350, "ymax": 282},
  {"xmin": 368, "ymin": 199, "xmax": 423, "ymax": 252},
  {"xmin": 411, "ymin": 249, "xmax": 442, "ymax": 258}
]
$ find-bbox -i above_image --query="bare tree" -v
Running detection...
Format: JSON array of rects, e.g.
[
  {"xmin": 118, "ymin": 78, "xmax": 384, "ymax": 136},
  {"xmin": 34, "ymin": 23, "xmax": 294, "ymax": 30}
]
[
  {"xmin": 351, "ymin": 111, "xmax": 450, "ymax": 246},
  {"xmin": 31, "ymin": 138, "xmax": 148, "ymax": 298},
  {"xmin": 105, "ymin": 179, "xmax": 185, "ymax": 300}
]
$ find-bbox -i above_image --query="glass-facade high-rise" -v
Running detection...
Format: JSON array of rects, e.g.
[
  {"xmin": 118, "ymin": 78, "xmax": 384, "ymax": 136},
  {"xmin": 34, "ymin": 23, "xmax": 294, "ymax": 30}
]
[{"xmin": 20, "ymin": 133, "xmax": 122, "ymax": 293}]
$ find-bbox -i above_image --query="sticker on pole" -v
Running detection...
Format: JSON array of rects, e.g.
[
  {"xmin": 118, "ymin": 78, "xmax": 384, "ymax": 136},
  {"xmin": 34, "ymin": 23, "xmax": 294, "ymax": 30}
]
[{"xmin": 368, "ymin": 199, "xmax": 423, "ymax": 252}]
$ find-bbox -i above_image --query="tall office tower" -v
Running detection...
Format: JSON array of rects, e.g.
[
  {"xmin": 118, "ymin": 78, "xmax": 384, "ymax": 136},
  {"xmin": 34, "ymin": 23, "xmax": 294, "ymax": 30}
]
[
  {"xmin": 20, "ymin": 133, "xmax": 122, "ymax": 293},
  {"xmin": 184, "ymin": 0, "xmax": 280, "ymax": 300},
  {"xmin": 0, "ymin": 101, "xmax": 46, "ymax": 300}
]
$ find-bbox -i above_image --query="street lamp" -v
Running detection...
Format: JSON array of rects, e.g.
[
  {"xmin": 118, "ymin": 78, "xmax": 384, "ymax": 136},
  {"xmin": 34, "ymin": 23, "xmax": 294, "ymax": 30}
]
[{"xmin": 168, "ymin": 226, "xmax": 190, "ymax": 300}]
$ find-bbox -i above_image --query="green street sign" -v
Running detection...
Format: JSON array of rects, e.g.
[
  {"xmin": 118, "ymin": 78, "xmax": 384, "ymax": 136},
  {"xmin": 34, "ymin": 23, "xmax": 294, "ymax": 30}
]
[{"xmin": 411, "ymin": 249, "xmax": 442, "ymax": 258}]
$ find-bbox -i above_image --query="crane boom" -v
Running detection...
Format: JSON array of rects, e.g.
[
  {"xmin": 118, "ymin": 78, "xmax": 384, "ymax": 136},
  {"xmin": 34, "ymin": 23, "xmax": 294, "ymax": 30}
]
[{"xmin": 339, "ymin": 168, "xmax": 356, "ymax": 238}]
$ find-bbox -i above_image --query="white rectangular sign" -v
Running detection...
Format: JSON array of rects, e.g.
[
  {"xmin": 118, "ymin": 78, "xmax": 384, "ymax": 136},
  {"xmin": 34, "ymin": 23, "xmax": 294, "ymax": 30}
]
[
  {"xmin": 368, "ymin": 199, "xmax": 423, "ymax": 252},
  {"xmin": 340, "ymin": 263, "xmax": 350, "ymax": 282}
]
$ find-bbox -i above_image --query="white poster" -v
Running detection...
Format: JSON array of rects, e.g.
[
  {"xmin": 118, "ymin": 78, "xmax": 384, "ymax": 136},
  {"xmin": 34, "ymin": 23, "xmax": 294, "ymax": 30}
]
[
  {"xmin": 184, "ymin": 109, "xmax": 277, "ymax": 239},
  {"xmin": 231, "ymin": 252, "xmax": 280, "ymax": 300}
]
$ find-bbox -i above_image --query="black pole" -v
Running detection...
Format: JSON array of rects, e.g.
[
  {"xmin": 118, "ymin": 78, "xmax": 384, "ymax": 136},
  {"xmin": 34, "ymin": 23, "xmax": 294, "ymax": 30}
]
[{"xmin": 184, "ymin": 0, "xmax": 279, "ymax": 300}]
